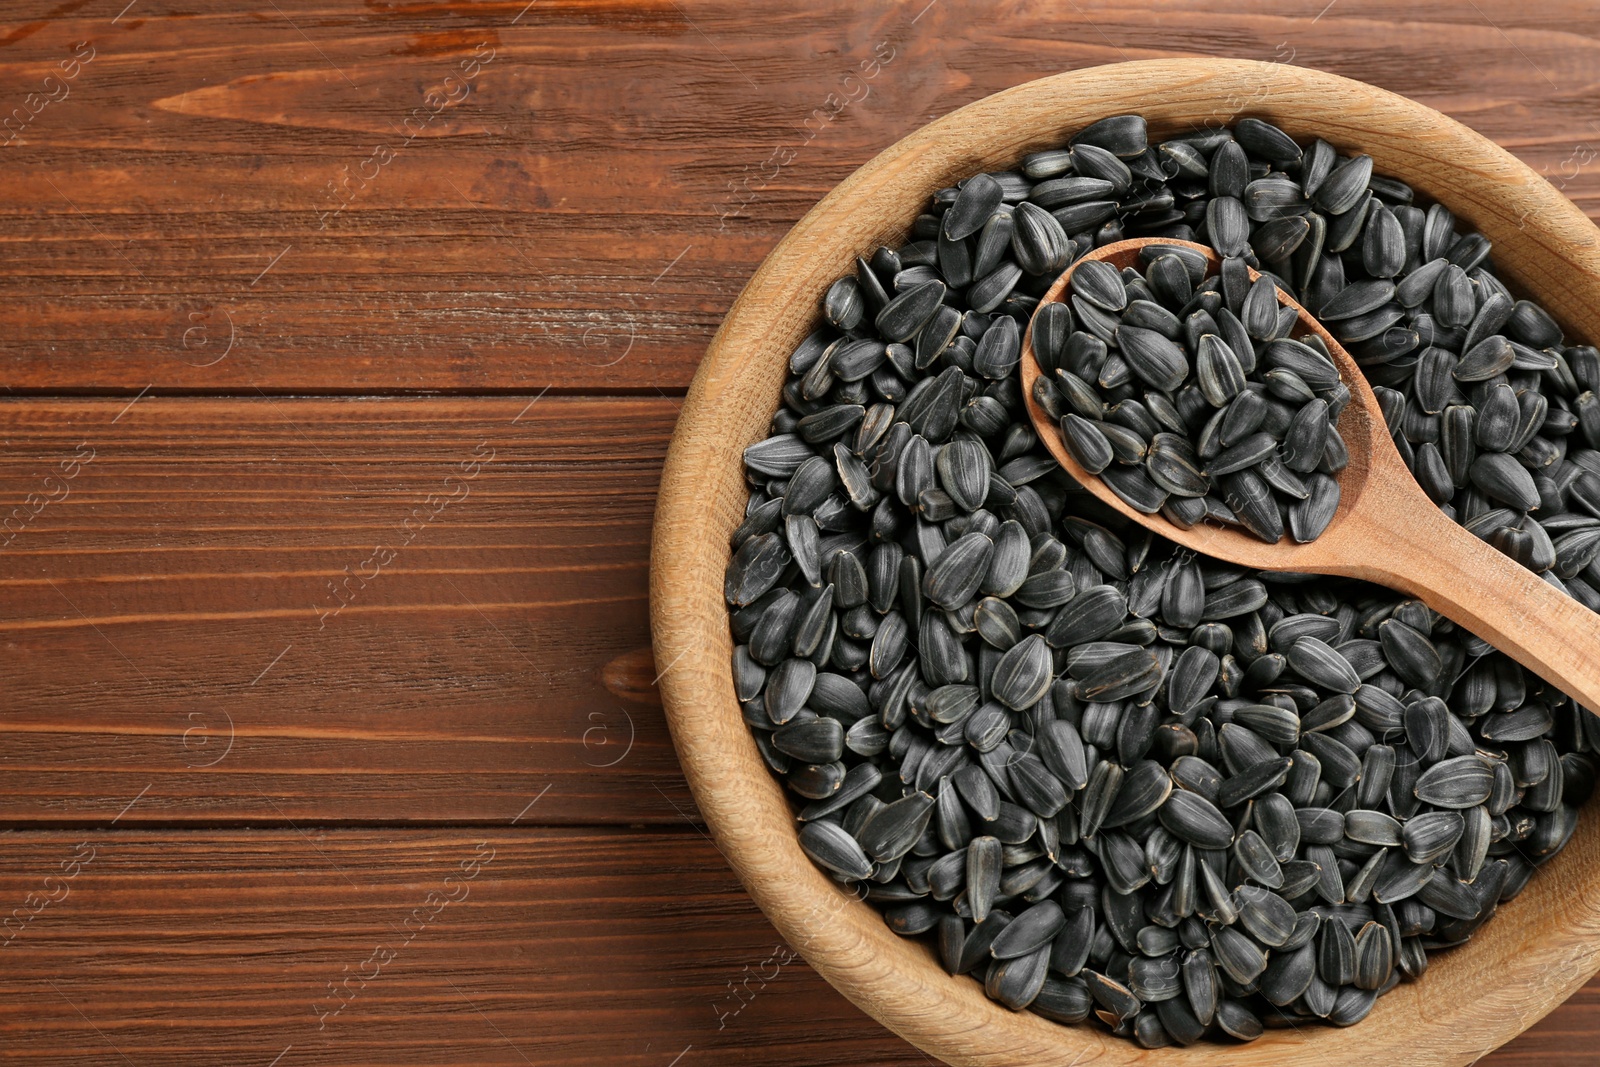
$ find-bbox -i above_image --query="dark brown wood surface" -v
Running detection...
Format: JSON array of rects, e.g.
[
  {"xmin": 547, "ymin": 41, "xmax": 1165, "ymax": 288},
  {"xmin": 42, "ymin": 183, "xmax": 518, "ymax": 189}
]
[
  {"xmin": 0, "ymin": 0, "xmax": 1597, "ymax": 1062},
  {"xmin": 0, "ymin": 396, "xmax": 692, "ymax": 825}
]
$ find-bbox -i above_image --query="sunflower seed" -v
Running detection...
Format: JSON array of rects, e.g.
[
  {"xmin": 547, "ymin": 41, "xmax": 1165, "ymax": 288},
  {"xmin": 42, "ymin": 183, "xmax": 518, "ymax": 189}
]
[
  {"xmin": 1204, "ymin": 577, "xmax": 1269, "ymax": 620},
  {"xmin": 1216, "ymin": 758, "xmax": 1292, "ymax": 809},
  {"xmin": 876, "ymin": 280, "xmax": 947, "ymax": 343},
  {"xmin": 1250, "ymin": 940, "xmax": 1312, "ymax": 1007},
  {"xmin": 774, "ymin": 717, "xmax": 845, "ymax": 764},
  {"xmin": 1402, "ymin": 695, "xmax": 1451, "ymax": 765},
  {"xmin": 945, "ymin": 767, "xmax": 997, "ymax": 827},
  {"xmin": 1233, "ymin": 885, "xmax": 1296, "ymax": 948},
  {"xmin": 1063, "ymin": 259, "xmax": 1124, "ymax": 313},
  {"xmin": 1344, "ymin": 809, "xmax": 1403, "ymax": 847},
  {"xmin": 1098, "ymin": 419, "xmax": 1149, "ymax": 465},
  {"xmin": 1289, "ymin": 474, "xmax": 1341, "ymax": 542},
  {"xmin": 986, "ymin": 945, "xmax": 1050, "ymax": 1009},
  {"xmin": 1168, "ymin": 645, "xmax": 1221, "ymax": 715},
  {"xmin": 1227, "ymin": 828, "xmax": 1282, "ymax": 889},
  {"xmin": 1282, "ymin": 398, "xmax": 1332, "ymax": 474},
  {"xmin": 1042, "ymin": 588, "xmax": 1123, "ymax": 651},
  {"xmin": 1415, "ymin": 755, "xmax": 1495, "ymax": 808},
  {"xmin": 1078, "ymin": 646, "xmax": 1165, "ymax": 702},
  {"xmin": 972, "ymin": 595, "xmax": 1020, "ymax": 650},
  {"xmin": 1219, "ymin": 469, "xmax": 1284, "ymax": 543},
  {"xmin": 1130, "ymin": 955, "xmax": 1182, "ymax": 1005},
  {"xmin": 1211, "ymin": 926, "xmax": 1268, "ymax": 985},
  {"xmin": 1103, "ymin": 759, "xmax": 1175, "ymax": 828},
  {"xmin": 1369, "ymin": 852, "xmax": 1435, "ymax": 906},
  {"xmin": 1083, "ymin": 967, "xmax": 1143, "ymax": 1024},
  {"xmin": 1302, "ymin": 732, "xmax": 1361, "ymax": 788},
  {"xmin": 925, "ymin": 684, "xmax": 980, "ymax": 724},
  {"xmin": 1147, "ymin": 434, "xmax": 1211, "ymax": 496},
  {"xmin": 1071, "ymin": 114, "xmax": 1148, "ymax": 158},
  {"xmin": 1454, "ymin": 805, "xmax": 1493, "ymax": 881},
  {"xmin": 1238, "ymin": 797, "xmax": 1295, "ymax": 867},
  {"xmin": 944, "ymin": 174, "xmax": 1004, "ymax": 241},
  {"xmin": 1455, "ymin": 335, "xmax": 1518, "ymax": 382},
  {"xmin": 1289, "ymin": 808, "xmax": 1344, "ymax": 851},
  {"xmin": 1313, "ymin": 155, "xmax": 1373, "ymax": 215},
  {"xmin": 961, "ymin": 214, "xmax": 1004, "ymax": 284},
  {"xmin": 1016, "ymin": 569, "xmax": 1077, "ymax": 610},
  {"xmin": 1070, "ymin": 140, "xmax": 1133, "ymax": 190},
  {"xmin": 1117, "ymin": 325, "xmax": 1189, "ymax": 392},
  {"xmin": 1038, "ymin": 720, "xmax": 1090, "ymax": 791},
  {"xmin": 1206, "ymin": 431, "xmax": 1277, "ymax": 477},
  {"xmin": 1238, "ymin": 275, "xmax": 1280, "ymax": 340},
  {"xmin": 989, "ymin": 899, "xmax": 1066, "ymax": 960},
  {"xmin": 1010, "ymin": 753, "xmax": 1070, "ymax": 818},
  {"xmin": 725, "ymin": 531, "xmax": 791, "ymax": 606},
  {"xmin": 1032, "ymin": 974, "xmax": 1093, "ymax": 1025},
  {"xmin": 797, "ymin": 821, "xmax": 878, "ymax": 888},
  {"xmin": 1471, "ymin": 452, "xmax": 1541, "ymax": 511},
  {"xmin": 1353, "ymin": 922, "xmax": 1394, "ymax": 990},
  {"xmin": 935, "ymin": 437, "xmax": 989, "ymax": 514},
  {"xmin": 923, "ymin": 532, "xmax": 994, "ymax": 610},
  {"xmin": 1363, "ymin": 204, "xmax": 1406, "ymax": 278},
  {"xmin": 1319, "ymin": 278, "xmax": 1394, "ymax": 322},
  {"xmin": 764, "ymin": 658, "xmax": 816, "ymax": 724},
  {"xmin": 1481, "ymin": 702, "xmax": 1555, "ymax": 743},
  {"xmin": 1159, "ymin": 789, "xmax": 1234, "ymax": 848},
  {"xmin": 857, "ymin": 791, "xmax": 936, "ymax": 862},
  {"xmin": 1263, "ymin": 338, "xmax": 1341, "ymax": 391},
  {"xmin": 1288, "ymin": 637, "xmax": 1361, "ymax": 694},
  {"xmin": 1078, "ymin": 760, "xmax": 1123, "ymax": 841}
]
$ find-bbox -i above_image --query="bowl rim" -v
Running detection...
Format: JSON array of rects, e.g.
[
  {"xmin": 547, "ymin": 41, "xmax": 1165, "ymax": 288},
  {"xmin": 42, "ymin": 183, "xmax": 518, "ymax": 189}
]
[{"xmin": 651, "ymin": 57, "xmax": 1600, "ymax": 1066}]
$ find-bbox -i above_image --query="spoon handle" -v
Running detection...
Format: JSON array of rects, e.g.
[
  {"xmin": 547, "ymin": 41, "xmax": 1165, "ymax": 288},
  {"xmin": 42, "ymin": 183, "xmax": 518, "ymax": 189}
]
[{"xmin": 1343, "ymin": 491, "xmax": 1600, "ymax": 715}]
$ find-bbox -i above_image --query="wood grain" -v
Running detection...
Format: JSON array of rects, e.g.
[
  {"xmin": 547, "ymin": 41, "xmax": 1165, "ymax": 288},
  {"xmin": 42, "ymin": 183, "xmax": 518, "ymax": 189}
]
[
  {"xmin": 0, "ymin": 1, "xmax": 1597, "ymax": 391},
  {"xmin": 653, "ymin": 58, "xmax": 1600, "ymax": 1067},
  {"xmin": 0, "ymin": 396, "xmax": 697, "ymax": 825},
  {"xmin": 0, "ymin": 829, "xmax": 927, "ymax": 1066}
]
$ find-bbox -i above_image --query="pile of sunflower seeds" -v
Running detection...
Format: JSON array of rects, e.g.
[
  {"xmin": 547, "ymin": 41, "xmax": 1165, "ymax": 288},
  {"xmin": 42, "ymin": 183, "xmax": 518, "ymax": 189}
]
[
  {"xmin": 1037, "ymin": 250, "xmax": 1348, "ymax": 542},
  {"xmin": 725, "ymin": 114, "xmax": 1600, "ymax": 1046}
]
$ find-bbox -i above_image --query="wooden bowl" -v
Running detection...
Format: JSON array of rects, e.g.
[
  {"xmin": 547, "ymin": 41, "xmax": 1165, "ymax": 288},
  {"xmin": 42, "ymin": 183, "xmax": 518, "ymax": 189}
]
[{"xmin": 650, "ymin": 58, "xmax": 1600, "ymax": 1066}]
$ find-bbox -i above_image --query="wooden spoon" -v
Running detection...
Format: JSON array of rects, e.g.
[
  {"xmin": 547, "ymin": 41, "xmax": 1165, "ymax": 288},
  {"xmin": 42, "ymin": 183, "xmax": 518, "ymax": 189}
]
[{"xmin": 1021, "ymin": 236, "xmax": 1600, "ymax": 712}]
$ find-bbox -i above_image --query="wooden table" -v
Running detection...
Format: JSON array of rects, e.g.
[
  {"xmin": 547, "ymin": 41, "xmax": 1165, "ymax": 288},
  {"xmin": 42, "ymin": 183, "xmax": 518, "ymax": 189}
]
[{"xmin": 0, "ymin": 2, "xmax": 1596, "ymax": 1062}]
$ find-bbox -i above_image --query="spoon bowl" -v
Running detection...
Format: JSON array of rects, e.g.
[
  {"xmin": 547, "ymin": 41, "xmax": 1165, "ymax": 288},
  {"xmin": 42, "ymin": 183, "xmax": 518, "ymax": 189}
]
[
  {"xmin": 1022, "ymin": 236, "xmax": 1600, "ymax": 713},
  {"xmin": 1020, "ymin": 237, "xmax": 1379, "ymax": 569}
]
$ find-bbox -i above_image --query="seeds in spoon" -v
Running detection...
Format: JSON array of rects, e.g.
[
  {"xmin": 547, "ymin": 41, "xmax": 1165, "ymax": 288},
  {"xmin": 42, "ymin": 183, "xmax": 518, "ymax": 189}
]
[{"xmin": 1045, "ymin": 253, "xmax": 1345, "ymax": 542}]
